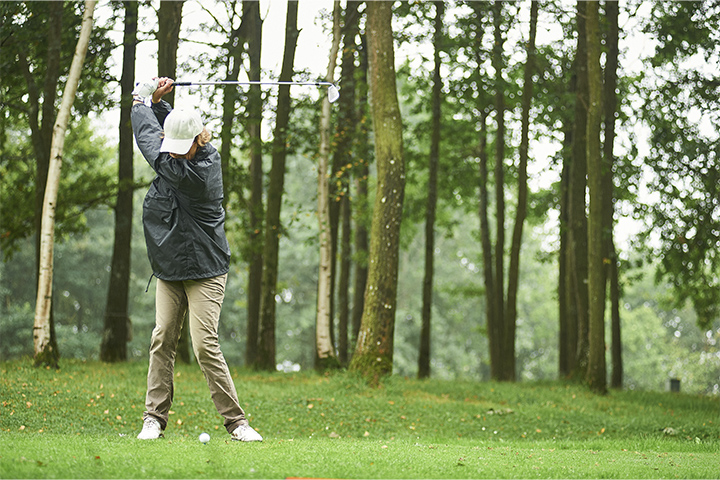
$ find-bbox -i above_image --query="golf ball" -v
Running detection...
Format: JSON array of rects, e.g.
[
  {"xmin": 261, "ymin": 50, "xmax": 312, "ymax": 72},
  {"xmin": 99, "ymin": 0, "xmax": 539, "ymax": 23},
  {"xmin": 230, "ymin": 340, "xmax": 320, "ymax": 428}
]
[{"xmin": 199, "ymin": 432, "xmax": 210, "ymax": 444}]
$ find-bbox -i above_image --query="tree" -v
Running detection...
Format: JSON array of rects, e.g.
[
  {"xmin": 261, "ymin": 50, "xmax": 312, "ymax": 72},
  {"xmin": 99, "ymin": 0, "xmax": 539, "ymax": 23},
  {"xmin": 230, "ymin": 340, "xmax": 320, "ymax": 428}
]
[
  {"xmin": 257, "ymin": 0, "xmax": 299, "ymax": 372},
  {"xmin": 335, "ymin": 1, "xmax": 362, "ymax": 366},
  {"xmin": 157, "ymin": 0, "xmax": 184, "ymax": 106},
  {"xmin": 418, "ymin": 1, "xmax": 444, "ymax": 380},
  {"xmin": 100, "ymin": 0, "xmax": 137, "ymax": 362},
  {"xmin": 638, "ymin": 1, "xmax": 720, "ymax": 332},
  {"xmin": 349, "ymin": 1, "xmax": 405, "ymax": 383},
  {"xmin": 585, "ymin": 0, "xmax": 607, "ymax": 394},
  {"xmin": 603, "ymin": 0, "xmax": 622, "ymax": 389},
  {"xmin": 351, "ymin": 31, "xmax": 371, "ymax": 349},
  {"xmin": 34, "ymin": 0, "xmax": 97, "ymax": 368},
  {"xmin": 245, "ymin": 0, "xmax": 264, "ymax": 368},
  {"xmin": 315, "ymin": 0, "xmax": 342, "ymax": 370},
  {"xmin": 565, "ymin": 0, "xmax": 590, "ymax": 379}
]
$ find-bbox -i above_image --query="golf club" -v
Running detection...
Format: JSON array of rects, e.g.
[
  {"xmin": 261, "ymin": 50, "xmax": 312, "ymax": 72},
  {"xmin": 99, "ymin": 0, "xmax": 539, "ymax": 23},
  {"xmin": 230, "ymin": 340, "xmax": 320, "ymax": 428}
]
[{"xmin": 174, "ymin": 80, "xmax": 340, "ymax": 104}]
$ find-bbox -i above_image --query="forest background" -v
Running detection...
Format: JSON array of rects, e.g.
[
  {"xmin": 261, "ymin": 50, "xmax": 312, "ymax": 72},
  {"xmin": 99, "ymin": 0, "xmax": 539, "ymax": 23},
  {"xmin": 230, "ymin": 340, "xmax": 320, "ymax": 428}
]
[{"xmin": 1, "ymin": 0, "xmax": 719, "ymax": 396}]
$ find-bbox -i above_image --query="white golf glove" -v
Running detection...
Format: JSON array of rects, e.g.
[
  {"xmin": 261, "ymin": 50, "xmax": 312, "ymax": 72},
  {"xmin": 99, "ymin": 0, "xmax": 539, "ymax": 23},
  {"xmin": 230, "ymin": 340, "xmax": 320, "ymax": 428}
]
[{"xmin": 132, "ymin": 78, "xmax": 159, "ymax": 104}]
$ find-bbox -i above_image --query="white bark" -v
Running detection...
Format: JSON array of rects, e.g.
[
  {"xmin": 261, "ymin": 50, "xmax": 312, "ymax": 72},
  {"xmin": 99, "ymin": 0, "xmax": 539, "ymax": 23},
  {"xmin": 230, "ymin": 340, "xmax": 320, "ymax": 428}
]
[
  {"xmin": 315, "ymin": 0, "xmax": 341, "ymax": 362},
  {"xmin": 34, "ymin": 0, "xmax": 97, "ymax": 362}
]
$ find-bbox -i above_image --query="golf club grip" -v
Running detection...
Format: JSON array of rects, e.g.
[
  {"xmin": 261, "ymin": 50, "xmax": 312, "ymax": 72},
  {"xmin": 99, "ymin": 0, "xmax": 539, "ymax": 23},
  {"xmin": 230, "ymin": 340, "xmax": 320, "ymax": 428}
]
[{"xmin": 173, "ymin": 82, "xmax": 192, "ymax": 86}]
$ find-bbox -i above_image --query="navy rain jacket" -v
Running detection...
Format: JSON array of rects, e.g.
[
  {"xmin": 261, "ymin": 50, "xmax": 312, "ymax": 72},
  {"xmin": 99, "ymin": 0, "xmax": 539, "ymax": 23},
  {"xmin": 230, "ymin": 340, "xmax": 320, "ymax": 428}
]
[{"xmin": 131, "ymin": 100, "xmax": 230, "ymax": 281}]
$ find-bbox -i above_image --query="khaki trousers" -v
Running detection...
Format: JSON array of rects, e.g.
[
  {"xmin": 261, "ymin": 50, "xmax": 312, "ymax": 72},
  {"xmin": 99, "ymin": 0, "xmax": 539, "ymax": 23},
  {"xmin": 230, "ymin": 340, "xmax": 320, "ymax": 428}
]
[{"xmin": 143, "ymin": 274, "xmax": 247, "ymax": 433}]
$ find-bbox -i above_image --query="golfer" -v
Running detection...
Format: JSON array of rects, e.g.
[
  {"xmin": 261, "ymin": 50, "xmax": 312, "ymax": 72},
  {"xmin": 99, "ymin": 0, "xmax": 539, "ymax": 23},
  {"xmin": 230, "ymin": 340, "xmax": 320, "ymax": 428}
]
[{"xmin": 130, "ymin": 77, "xmax": 262, "ymax": 442}]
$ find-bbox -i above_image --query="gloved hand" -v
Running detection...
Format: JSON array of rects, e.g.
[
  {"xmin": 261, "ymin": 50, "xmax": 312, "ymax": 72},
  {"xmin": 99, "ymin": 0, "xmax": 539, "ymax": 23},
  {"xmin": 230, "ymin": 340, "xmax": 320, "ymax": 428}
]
[{"xmin": 132, "ymin": 78, "xmax": 159, "ymax": 103}]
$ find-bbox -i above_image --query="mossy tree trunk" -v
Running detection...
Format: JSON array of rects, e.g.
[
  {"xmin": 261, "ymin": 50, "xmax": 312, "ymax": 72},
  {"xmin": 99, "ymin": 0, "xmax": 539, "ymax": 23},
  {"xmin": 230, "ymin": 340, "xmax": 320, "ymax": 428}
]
[{"xmin": 349, "ymin": 1, "xmax": 405, "ymax": 384}]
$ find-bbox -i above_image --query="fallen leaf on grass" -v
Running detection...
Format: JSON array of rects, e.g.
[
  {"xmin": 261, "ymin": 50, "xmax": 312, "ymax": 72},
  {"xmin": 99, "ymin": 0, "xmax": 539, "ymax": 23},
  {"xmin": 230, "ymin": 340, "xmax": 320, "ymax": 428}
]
[{"xmin": 486, "ymin": 408, "xmax": 514, "ymax": 416}]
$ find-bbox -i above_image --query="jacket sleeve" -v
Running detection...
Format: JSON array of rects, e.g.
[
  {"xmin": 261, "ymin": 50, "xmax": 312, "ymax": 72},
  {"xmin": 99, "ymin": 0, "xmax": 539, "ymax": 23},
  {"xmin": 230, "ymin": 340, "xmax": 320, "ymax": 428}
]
[{"xmin": 131, "ymin": 102, "xmax": 163, "ymax": 168}]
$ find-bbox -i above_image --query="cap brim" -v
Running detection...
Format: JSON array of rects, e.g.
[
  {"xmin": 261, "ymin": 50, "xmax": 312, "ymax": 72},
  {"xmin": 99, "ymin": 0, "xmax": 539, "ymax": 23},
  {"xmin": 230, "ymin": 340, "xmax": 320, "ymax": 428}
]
[{"xmin": 160, "ymin": 137, "xmax": 194, "ymax": 154}]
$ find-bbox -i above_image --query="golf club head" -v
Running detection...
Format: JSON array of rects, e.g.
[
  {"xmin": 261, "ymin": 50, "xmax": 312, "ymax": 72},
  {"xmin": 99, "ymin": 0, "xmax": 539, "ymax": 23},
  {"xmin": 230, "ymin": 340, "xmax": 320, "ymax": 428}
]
[{"xmin": 327, "ymin": 85, "xmax": 340, "ymax": 103}]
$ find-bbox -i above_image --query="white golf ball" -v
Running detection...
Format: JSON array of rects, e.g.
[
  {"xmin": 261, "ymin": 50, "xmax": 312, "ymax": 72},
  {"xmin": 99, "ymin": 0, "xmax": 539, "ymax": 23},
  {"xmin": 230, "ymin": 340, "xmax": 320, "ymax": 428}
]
[{"xmin": 199, "ymin": 432, "xmax": 210, "ymax": 444}]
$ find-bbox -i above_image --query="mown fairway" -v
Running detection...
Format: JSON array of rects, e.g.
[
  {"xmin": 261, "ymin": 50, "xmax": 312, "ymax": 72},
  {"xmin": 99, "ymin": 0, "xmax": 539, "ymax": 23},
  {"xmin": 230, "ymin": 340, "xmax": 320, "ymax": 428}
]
[{"xmin": 1, "ymin": 360, "xmax": 718, "ymax": 478}]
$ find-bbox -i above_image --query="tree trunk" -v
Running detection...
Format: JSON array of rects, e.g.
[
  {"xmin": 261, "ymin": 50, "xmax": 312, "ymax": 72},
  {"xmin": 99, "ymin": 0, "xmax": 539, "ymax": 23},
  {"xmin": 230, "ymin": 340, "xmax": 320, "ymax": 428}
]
[
  {"xmin": 245, "ymin": 0, "xmax": 264, "ymax": 368},
  {"xmin": 23, "ymin": 1, "xmax": 63, "ymax": 364},
  {"xmin": 338, "ymin": 195, "xmax": 351, "ymax": 365},
  {"xmin": 257, "ymin": 0, "xmax": 299, "ymax": 372},
  {"xmin": 315, "ymin": 0, "xmax": 342, "ymax": 370},
  {"xmin": 349, "ymin": 1, "xmax": 405, "ymax": 384},
  {"xmin": 491, "ymin": 0, "xmax": 507, "ymax": 381},
  {"xmin": 603, "ymin": 0, "xmax": 623, "ymax": 391},
  {"xmin": 336, "ymin": 1, "xmax": 361, "ymax": 366},
  {"xmin": 220, "ymin": 1, "xmax": 245, "ymax": 211},
  {"xmin": 504, "ymin": 0, "xmax": 538, "ymax": 383},
  {"xmin": 419, "ymin": 1, "xmax": 444, "ymax": 380},
  {"xmin": 34, "ymin": 0, "xmax": 96, "ymax": 368},
  {"xmin": 101, "ymin": 0, "xmax": 137, "ymax": 362},
  {"xmin": 157, "ymin": 0, "xmax": 184, "ymax": 106},
  {"xmin": 569, "ymin": 0, "xmax": 590, "ymax": 379},
  {"xmin": 469, "ymin": 3, "xmax": 496, "ymax": 382},
  {"xmin": 352, "ymin": 31, "xmax": 371, "ymax": 348},
  {"xmin": 585, "ymin": 0, "xmax": 607, "ymax": 395}
]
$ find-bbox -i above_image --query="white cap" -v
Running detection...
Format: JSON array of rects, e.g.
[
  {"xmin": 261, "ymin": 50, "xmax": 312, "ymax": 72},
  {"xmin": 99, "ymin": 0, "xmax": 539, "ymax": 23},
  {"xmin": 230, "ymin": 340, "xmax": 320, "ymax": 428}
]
[{"xmin": 160, "ymin": 109, "xmax": 204, "ymax": 154}]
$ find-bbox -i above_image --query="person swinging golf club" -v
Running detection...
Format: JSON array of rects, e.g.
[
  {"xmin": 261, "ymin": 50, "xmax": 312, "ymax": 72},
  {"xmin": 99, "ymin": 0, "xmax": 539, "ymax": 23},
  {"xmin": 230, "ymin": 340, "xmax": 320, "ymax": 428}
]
[{"xmin": 131, "ymin": 77, "xmax": 262, "ymax": 442}]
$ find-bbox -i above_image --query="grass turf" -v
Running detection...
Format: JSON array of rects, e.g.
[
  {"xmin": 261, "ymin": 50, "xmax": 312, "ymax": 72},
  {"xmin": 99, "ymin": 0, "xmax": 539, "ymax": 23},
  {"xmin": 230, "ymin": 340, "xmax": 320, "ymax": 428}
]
[{"xmin": 1, "ymin": 359, "xmax": 718, "ymax": 478}]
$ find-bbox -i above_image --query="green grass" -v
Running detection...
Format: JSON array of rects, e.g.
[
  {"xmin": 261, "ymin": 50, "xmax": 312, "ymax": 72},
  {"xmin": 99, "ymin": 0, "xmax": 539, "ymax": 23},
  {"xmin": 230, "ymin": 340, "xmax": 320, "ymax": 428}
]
[{"xmin": 1, "ymin": 360, "xmax": 718, "ymax": 479}]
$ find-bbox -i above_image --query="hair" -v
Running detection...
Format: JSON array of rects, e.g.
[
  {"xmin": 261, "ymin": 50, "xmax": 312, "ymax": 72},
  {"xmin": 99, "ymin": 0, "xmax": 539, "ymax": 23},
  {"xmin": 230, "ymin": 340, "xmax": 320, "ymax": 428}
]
[
  {"xmin": 169, "ymin": 127, "xmax": 211, "ymax": 160},
  {"xmin": 196, "ymin": 127, "xmax": 211, "ymax": 147}
]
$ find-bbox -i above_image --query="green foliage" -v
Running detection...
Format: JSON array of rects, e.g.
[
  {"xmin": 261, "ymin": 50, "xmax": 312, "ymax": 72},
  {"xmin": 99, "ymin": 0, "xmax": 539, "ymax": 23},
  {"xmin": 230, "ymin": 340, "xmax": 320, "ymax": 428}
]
[
  {"xmin": 0, "ymin": 360, "xmax": 718, "ymax": 478},
  {"xmin": 638, "ymin": 1, "xmax": 720, "ymax": 330}
]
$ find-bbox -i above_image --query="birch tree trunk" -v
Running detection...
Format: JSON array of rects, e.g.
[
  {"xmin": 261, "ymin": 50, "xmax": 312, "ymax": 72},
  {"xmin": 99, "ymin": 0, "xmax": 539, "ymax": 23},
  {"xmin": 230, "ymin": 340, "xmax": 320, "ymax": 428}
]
[
  {"xmin": 315, "ymin": 0, "xmax": 342, "ymax": 370},
  {"xmin": 34, "ymin": 0, "xmax": 96, "ymax": 368},
  {"xmin": 349, "ymin": 1, "xmax": 405, "ymax": 383}
]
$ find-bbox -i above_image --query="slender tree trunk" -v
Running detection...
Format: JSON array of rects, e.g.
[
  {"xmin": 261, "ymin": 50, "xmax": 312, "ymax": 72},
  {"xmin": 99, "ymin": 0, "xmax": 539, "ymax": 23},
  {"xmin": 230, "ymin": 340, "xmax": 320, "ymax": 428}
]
[
  {"xmin": 469, "ymin": 3, "xmax": 496, "ymax": 381},
  {"xmin": 336, "ymin": 1, "xmax": 361, "ymax": 366},
  {"xmin": 351, "ymin": 32, "xmax": 370, "ymax": 348},
  {"xmin": 157, "ymin": 0, "xmax": 184, "ymax": 106},
  {"xmin": 477, "ymin": 110, "xmax": 496, "ymax": 376},
  {"xmin": 419, "ymin": 1, "xmax": 444, "ymax": 380},
  {"xmin": 34, "ymin": 0, "xmax": 96, "ymax": 368},
  {"xmin": 569, "ymin": 0, "xmax": 590, "ymax": 379},
  {"xmin": 101, "ymin": 0, "xmax": 137, "ymax": 362},
  {"xmin": 491, "ymin": 0, "xmax": 507, "ymax": 381},
  {"xmin": 338, "ymin": 195, "xmax": 351, "ymax": 365},
  {"xmin": 257, "ymin": 0, "xmax": 299, "ymax": 372},
  {"xmin": 585, "ymin": 0, "xmax": 607, "ymax": 395},
  {"xmin": 505, "ymin": 0, "xmax": 538, "ymax": 382},
  {"xmin": 559, "ymin": 123, "xmax": 574, "ymax": 377},
  {"xmin": 220, "ymin": 1, "xmax": 244, "ymax": 211},
  {"xmin": 316, "ymin": 0, "xmax": 342, "ymax": 370},
  {"xmin": 604, "ymin": 0, "xmax": 623, "ymax": 390},
  {"xmin": 349, "ymin": 1, "xmax": 405, "ymax": 384},
  {"xmin": 245, "ymin": 0, "xmax": 264, "ymax": 368}
]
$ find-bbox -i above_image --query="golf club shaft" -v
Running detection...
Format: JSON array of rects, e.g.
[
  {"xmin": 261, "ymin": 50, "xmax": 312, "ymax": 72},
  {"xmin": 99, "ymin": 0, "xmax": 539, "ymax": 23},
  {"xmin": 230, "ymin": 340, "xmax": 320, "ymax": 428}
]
[{"xmin": 174, "ymin": 80, "xmax": 335, "ymax": 87}]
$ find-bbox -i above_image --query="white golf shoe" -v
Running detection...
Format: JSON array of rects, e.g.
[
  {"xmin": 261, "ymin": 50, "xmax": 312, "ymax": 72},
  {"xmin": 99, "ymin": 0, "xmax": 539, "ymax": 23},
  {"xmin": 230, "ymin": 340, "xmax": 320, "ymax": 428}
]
[
  {"xmin": 137, "ymin": 417, "xmax": 164, "ymax": 440},
  {"xmin": 231, "ymin": 424, "xmax": 263, "ymax": 442}
]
